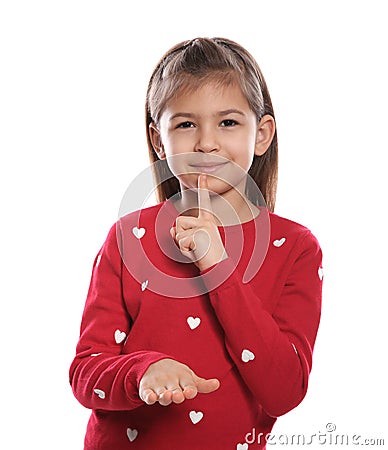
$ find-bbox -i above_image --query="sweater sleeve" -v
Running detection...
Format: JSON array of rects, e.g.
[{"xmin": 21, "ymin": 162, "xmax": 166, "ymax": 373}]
[
  {"xmin": 69, "ymin": 223, "xmax": 171, "ymax": 411},
  {"xmin": 202, "ymin": 230, "xmax": 323, "ymax": 418}
]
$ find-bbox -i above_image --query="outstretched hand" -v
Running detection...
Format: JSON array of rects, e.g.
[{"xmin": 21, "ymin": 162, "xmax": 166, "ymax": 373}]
[
  {"xmin": 170, "ymin": 174, "xmax": 228, "ymax": 272},
  {"xmin": 139, "ymin": 358, "xmax": 220, "ymax": 406}
]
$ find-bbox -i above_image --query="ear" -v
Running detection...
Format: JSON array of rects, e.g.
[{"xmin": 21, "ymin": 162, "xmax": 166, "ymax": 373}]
[
  {"xmin": 254, "ymin": 114, "xmax": 276, "ymax": 156},
  {"xmin": 149, "ymin": 122, "xmax": 166, "ymax": 160}
]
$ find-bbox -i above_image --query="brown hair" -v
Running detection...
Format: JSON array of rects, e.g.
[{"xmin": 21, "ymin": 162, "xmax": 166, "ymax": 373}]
[{"xmin": 145, "ymin": 37, "xmax": 278, "ymax": 212}]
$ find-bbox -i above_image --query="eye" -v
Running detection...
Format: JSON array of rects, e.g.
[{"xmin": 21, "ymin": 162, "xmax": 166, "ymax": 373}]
[
  {"xmin": 220, "ymin": 119, "xmax": 238, "ymax": 127},
  {"xmin": 176, "ymin": 121, "xmax": 195, "ymax": 129}
]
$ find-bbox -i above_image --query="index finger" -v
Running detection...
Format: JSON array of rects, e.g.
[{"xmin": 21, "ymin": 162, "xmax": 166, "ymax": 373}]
[{"xmin": 197, "ymin": 174, "xmax": 213, "ymax": 218}]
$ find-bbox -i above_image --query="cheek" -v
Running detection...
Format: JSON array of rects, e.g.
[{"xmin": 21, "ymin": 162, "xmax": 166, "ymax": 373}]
[
  {"xmin": 228, "ymin": 134, "xmax": 256, "ymax": 167},
  {"xmin": 222, "ymin": 165, "xmax": 250, "ymax": 189},
  {"xmin": 162, "ymin": 132, "xmax": 193, "ymax": 155},
  {"xmin": 162, "ymin": 134, "xmax": 195, "ymax": 179},
  {"xmin": 228, "ymin": 128, "xmax": 256, "ymax": 149},
  {"xmin": 163, "ymin": 152, "xmax": 194, "ymax": 187}
]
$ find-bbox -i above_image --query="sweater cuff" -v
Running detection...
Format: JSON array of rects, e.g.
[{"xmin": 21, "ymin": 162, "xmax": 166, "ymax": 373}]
[{"xmin": 199, "ymin": 256, "xmax": 240, "ymax": 293}]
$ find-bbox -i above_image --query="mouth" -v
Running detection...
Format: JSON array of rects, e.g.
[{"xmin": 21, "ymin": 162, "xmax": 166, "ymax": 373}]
[{"xmin": 188, "ymin": 162, "xmax": 229, "ymax": 174}]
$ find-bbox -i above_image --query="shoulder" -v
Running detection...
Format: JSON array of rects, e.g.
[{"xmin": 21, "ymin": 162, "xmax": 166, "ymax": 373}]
[
  {"xmin": 116, "ymin": 202, "xmax": 168, "ymax": 236},
  {"xmin": 268, "ymin": 210, "xmax": 322, "ymax": 255},
  {"xmin": 265, "ymin": 211, "xmax": 323, "ymax": 285},
  {"xmin": 269, "ymin": 210, "xmax": 310, "ymax": 236},
  {"xmin": 99, "ymin": 203, "xmax": 165, "ymax": 251},
  {"xmin": 119, "ymin": 202, "xmax": 164, "ymax": 225}
]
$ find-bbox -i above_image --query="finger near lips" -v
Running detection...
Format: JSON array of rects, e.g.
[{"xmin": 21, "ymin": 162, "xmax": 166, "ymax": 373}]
[
  {"xmin": 178, "ymin": 235, "xmax": 195, "ymax": 253},
  {"xmin": 175, "ymin": 229, "xmax": 196, "ymax": 251},
  {"xmin": 172, "ymin": 223, "xmax": 211, "ymax": 257},
  {"xmin": 169, "ymin": 174, "xmax": 216, "ymax": 262},
  {"xmin": 198, "ymin": 174, "xmax": 213, "ymax": 218},
  {"xmin": 178, "ymin": 230, "xmax": 211, "ymax": 261},
  {"xmin": 175, "ymin": 215, "xmax": 199, "ymax": 231},
  {"xmin": 192, "ymin": 229, "xmax": 211, "ymax": 259}
]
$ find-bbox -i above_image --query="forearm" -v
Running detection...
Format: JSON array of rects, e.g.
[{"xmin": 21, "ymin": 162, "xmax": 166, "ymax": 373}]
[
  {"xmin": 203, "ymin": 231, "xmax": 322, "ymax": 417},
  {"xmin": 208, "ymin": 274, "xmax": 309, "ymax": 417}
]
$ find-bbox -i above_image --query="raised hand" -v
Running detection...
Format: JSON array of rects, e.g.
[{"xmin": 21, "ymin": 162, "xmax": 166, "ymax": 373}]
[
  {"xmin": 139, "ymin": 358, "xmax": 220, "ymax": 406},
  {"xmin": 170, "ymin": 174, "xmax": 228, "ymax": 272}
]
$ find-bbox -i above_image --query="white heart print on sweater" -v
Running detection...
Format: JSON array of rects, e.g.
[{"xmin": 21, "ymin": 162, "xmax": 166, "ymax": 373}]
[
  {"xmin": 132, "ymin": 226, "xmax": 145, "ymax": 239},
  {"xmin": 189, "ymin": 410, "xmax": 203, "ymax": 424},
  {"xmin": 141, "ymin": 280, "xmax": 148, "ymax": 291},
  {"xmin": 187, "ymin": 316, "xmax": 201, "ymax": 330},
  {"xmin": 237, "ymin": 444, "xmax": 248, "ymax": 450},
  {"xmin": 241, "ymin": 349, "xmax": 255, "ymax": 363},
  {"xmin": 318, "ymin": 267, "xmax": 324, "ymax": 280},
  {"xmin": 273, "ymin": 237, "xmax": 286, "ymax": 247},
  {"xmin": 95, "ymin": 254, "xmax": 102, "ymax": 267},
  {"xmin": 93, "ymin": 388, "xmax": 105, "ymax": 399},
  {"xmin": 114, "ymin": 329, "xmax": 126, "ymax": 344},
  {"xmin": 126, "ymin": 428, "xmax": 138, "ymax": 442}
]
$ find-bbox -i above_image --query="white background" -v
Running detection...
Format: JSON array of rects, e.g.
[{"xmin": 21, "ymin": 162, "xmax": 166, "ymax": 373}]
[{"xmin": 1, "ymin": 1, "xmax": 387, "ymax": 448}]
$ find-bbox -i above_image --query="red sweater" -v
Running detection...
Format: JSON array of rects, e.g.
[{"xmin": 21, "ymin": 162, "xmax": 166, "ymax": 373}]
[{"xmin": 69, "ymin": 200, "xmax": 323, "ymax": 450}]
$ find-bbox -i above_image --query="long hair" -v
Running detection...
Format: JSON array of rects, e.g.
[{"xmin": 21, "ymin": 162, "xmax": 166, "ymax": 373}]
[{"xmin": 145, "ymin": 37, "xmax": 278, "ymax": 212}]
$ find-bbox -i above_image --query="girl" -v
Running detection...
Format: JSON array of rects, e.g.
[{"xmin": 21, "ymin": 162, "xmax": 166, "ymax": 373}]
[{"xmin": 70, "ymin": 37, "xmax": 323, "ymax": 450}]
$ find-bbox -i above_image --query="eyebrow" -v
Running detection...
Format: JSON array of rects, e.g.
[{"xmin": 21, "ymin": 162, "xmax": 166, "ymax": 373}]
[
  {"xmin": 169, "ymin": 112, "xmax": 195, "ymax": 121},
  {"xmin": 169, "ymin": 109, "xmax": 246, "ymax": 121},
  {"xmin": 218, "ymin": 109, "xmax": 246, "ymax": 117}
]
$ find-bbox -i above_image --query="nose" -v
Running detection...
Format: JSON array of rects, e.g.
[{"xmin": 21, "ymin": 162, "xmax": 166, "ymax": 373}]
[{"xmin": 194, "ymin": 127, "xmax": 219, "ymax": 153}]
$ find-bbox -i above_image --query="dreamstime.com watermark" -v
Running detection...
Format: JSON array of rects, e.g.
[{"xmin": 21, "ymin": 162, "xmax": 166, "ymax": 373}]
[{"xmin": 242, "ymin": 423, "xmax": 385, "ymax": 446}]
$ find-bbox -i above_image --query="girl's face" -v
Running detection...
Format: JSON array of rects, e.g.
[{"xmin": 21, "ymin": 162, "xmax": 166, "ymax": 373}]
[{"xmin": 150, "ymin": 81, "xmax": 273, "ymax": 197}]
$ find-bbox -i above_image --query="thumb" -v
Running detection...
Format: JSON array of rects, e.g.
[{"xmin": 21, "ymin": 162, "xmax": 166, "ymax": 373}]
[{"xmin": 195, "ymin": 376, "xmax": 220, "ymax": 394}]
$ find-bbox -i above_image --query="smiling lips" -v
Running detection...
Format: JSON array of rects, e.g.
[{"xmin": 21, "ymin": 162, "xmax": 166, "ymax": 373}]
[{"xmin": 189, "ymin": 162, "xmax": 229, "ymax": 174}]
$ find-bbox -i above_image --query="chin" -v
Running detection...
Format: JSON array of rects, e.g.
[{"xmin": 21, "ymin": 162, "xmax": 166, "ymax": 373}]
[{"xmin": 205, "ymin": 176, "xmax": 234, "ymax": 195}]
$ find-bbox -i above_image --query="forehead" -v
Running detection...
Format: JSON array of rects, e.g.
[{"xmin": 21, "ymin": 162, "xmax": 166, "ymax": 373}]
[{"xmin": 164, "ymin": 80, "xmax": 251, "ymax": 114}]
